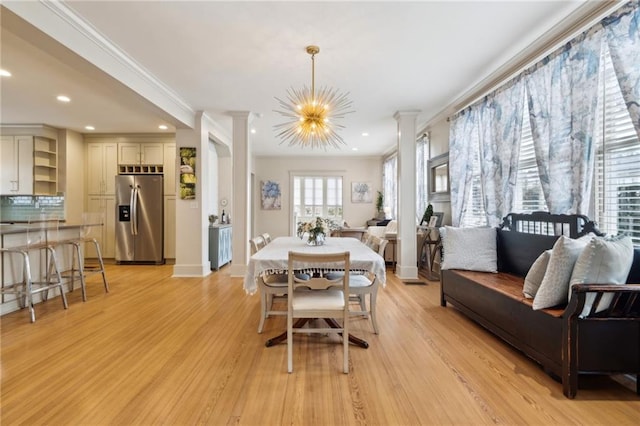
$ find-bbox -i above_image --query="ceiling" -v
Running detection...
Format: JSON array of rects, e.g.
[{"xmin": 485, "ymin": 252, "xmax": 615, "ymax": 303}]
[{"xmin": 0, "ymin": 1, "xmax": 603, "ymax": 157}]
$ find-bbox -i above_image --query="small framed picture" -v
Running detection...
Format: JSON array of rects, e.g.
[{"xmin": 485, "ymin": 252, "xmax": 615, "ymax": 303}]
[{"xmin": 428, "ymin": 216, "xmax": 438, "ymax": 227}]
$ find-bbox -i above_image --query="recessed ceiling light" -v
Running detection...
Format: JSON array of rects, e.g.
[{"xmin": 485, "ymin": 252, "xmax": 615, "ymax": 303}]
[
  {"xmin": 251, "ymin": 128, "xmax": 256, "ymax": 134},
  {"xmin": 85, "ymin": 125, "xmax": 95, "ymax": 131},
  {"xmin": 362, "ymin": 132, "xmax": 369, "ymax": 137},
  {"xmin": 56, "ymin": 95, "xmax": 71, "ymax": 102},
  {"xmin": 352, "ymin": 147, "xmax": 359, "ymax": 151},
  {"xmin": 0, "ymin": 69, "xmax": 11, "ymax": 77},
  {"xmin": 158, "ymin": 124, "xmax": 168, "ymax": 130}
]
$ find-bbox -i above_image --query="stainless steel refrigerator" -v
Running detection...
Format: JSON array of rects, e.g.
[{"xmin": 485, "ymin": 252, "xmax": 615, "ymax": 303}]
[{"xmin": 115, "ymin": 174, "xmax": 164, "ymax": 264}]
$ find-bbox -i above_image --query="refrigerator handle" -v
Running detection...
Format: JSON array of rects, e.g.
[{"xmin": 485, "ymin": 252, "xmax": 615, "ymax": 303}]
[
  {"xmin": 133, "ymin": 186, "xmax": 140, "ymax": 236},
  {"xmin": 129, "ymin": 185, "xmax": 138, "ymax": 235}
]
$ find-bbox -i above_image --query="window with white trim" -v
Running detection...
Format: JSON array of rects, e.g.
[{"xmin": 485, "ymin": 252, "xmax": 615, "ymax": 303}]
[
  {"xmin": 513, "ymin": 100, "xmax": 547, "ymax": 213},
  {"xmin": 292, "ymin": 175, "xmax": 343, "ymax": 226},
  {"xmin": 594, "ymin": 44, "xmax": 640, "ymax": 245},
  {"xmin": 460, "ymin": 143, "xmax": 487, "ymax": 227},
  {"xmin": 383, "ymin": 155, "xmax": 397, "ymax": 219},
  {"xmin": 462, "ymin": 43, "xmax": 640, "ymax": 246},
  {"xmin": 416, "ymin": 135, "xmax": 430, "ymax": 221}
]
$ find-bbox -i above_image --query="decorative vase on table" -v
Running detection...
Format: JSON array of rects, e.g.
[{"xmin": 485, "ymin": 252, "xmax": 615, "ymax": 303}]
[
  {"xmin": 307, "ymin": 231, "xmax": 325, "ymax": 246},
  {"xmin": 297, "ymin": 216, "xmax": 327, "ymax": 246}
]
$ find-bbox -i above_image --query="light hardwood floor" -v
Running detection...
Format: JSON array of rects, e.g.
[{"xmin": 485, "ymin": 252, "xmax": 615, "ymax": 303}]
[{"xmin": 1, "ymin": 264, "xmax": 638, "ymax": 425}]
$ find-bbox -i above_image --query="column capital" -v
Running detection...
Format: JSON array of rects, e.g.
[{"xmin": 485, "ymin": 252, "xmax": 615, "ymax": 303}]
[
  {"xmin": 393, "ymin": 110, "xmax": 421, "ymax": 121},
  {"xmin": 228, "ymin": 111, "xmax": 257, "ymax": 123}
]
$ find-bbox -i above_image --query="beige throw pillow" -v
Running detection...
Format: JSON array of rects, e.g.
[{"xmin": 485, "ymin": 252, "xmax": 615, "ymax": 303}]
[
  {"xmin": 532, "ymin": 235, "xmax": 592, "ymax": 310},
  {"xmin": 569, "ymin": 235, "xmax": 634, "ymax": 317},
  {"xmin": 523, "ymin": 250, "xmax": 552, "ymax": 299},
  {"xmin": 440, "ymin": 226, "xmax": 497, "ymax": 272}
]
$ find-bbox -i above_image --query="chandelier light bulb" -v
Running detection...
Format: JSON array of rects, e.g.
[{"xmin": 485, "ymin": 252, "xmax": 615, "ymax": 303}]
[{"xmin": 274, "ymin": 45, "xmax": 354, "ymax": 149}]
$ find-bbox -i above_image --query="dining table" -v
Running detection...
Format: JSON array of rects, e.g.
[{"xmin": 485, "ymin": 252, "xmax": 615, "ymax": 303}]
[{"xmin": 244, "ymin": 236, "xmax": 387, "ymax": 348}]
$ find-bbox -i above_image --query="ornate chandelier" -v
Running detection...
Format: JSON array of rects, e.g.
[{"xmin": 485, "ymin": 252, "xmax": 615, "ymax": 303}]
[{"xmin": 274, "ymin": 45, "xmax": 353, "ymax": 149}]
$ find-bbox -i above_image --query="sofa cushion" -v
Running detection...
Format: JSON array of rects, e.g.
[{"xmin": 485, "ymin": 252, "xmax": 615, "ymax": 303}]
[
  {"xmin": 532, "ymin": 235, "xmax": 592, "ymax": 310},
  {"xmin": 569, "ymin": 235, "xmax": 634, "ymax": 317},
  {"xmin": 441, "ymin": 226, "xmax": 497, "ymax": 272},
  {"xmin": 523, "ymin": 250, "xmax": 552, "ymax": 298},
  {"xmin": 496, "ymin": 230, "xmax": 559, "ymax": 277}
]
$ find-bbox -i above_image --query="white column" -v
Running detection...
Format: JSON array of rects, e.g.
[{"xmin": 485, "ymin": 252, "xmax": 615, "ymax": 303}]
[
  {"xmin": 229, "ymin": 111, "xmax": 253, "ymax": 277},
  {"xmin": 394, "ymin": 110, "xmax": 420, "ymax": 280},
  {"xmin": 173, "ymin": 112, "xmax": 211, "ymax": 277}
]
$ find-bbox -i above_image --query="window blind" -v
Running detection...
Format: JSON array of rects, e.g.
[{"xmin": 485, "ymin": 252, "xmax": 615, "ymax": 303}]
[
  {"xmin": 594, "ymin": 45, "xmax": 640, "ymax": 244},
  {"xmin": 513, "ymin": 100, "xmax": 547, "ymax": 213},
  {"xmin": 460, "ymin": 143, "xmax": 487, "ymax": 227}
]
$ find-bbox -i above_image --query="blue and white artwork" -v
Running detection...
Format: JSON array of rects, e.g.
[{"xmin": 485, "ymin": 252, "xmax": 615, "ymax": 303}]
[{"xmin": 261, "ymin": 180, "xmax": 281, "ymax": 210}]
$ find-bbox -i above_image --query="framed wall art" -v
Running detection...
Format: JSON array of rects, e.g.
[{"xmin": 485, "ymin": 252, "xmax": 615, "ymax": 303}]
[
  {"xmin": 351, "ymin": 182, "xmax": 372, "ymax": 203},
  {"xmin": 261, "ymin": 180, "xmax": 281, "ymax": 210},
  {"xmin": 179, "ymin": 147, "xmax": 197, "ymax": 200}
]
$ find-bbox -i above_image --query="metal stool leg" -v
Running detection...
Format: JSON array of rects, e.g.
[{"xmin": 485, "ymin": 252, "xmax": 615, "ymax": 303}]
[{"xmin": 90, "ymin": 238, "xmax": 109, "ymax": 293}]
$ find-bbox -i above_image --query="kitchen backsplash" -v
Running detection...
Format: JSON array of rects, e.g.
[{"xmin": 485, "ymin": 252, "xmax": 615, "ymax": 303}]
[{"xmin": 0, "ymin": 195, "xmax": 65, "ymax": 222}]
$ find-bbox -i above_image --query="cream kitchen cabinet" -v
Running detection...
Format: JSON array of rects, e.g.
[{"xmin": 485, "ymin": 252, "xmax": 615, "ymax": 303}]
[
  {"xmin": 87, "ymin": 195, "xmax": 116, "ymax": 258},
  {"xmin": 0, "ymin": 135, "xmax": 34, "ymax": 195},
  {"xmin": 87, "ymin": 142, "xmax": 118, "ymax": 195},
  {"xmin": 118, "ymin": 142, "xmax": 163, "ymax": 165},
  {"xmin": 32, "ymin": 136, "xmax": 58, "ymax": 195}
]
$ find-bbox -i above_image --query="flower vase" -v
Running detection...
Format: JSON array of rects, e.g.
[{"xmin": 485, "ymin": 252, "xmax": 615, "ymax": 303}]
[{"xmin": 307, "ymin": 233, "xmax": 325, "ymax": 246}]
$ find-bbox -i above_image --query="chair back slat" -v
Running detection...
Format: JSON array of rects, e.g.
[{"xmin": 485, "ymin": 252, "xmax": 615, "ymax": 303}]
[{"xmin": 249, "ymin": 235, "xmax": 267, "ymax": 255}]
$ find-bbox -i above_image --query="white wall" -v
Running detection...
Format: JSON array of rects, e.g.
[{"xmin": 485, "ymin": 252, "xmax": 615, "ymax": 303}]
[
  {"xmin": 218, "ymin": 156, "xmax": 232, "ymax": 219},
  {"xmin": 208, "ymin": 141, "xmax": 219, "ymax": 217},
  {"xmin": 254, "ymin": 156, "xmax": 383, "ymax": 238}
]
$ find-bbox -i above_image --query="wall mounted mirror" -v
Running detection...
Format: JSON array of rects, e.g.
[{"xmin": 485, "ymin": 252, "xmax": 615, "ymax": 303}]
[{"xmin": 428, "ymin": 152, "xmax": 450, "ymax": 202}]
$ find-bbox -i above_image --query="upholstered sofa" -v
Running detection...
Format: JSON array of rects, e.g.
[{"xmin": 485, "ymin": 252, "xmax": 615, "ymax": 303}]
[{"xmin": 440, "ymin": 212, "xmax": 640, "ymax": 398}]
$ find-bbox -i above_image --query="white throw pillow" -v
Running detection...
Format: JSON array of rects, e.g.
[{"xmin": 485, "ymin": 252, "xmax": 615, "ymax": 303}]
[
  {"xmin": 440, "ymin": 226, "xmax": 497, "ymax": 272},
  {"xmin": 532, "ymin": 235, "xmax": 592, "ymax": 310},
  {"xmin": 569, "ymin": 235, "xmax": 634, "ymax": 317},
  {"xmin": 523, "ymin": 250, "xmax": 551, "ymax": 299}
]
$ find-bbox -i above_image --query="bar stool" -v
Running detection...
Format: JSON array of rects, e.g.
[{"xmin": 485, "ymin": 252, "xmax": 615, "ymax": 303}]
[
  {"xmin": 59, "ymin": 212, "xmax": 109, "ymax": 301},
  {"xmin": 0, "ymin": 216, "xmax": 68, "ymax": 322}
]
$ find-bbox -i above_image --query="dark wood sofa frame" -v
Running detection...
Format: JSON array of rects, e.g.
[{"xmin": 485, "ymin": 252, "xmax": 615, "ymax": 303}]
[{"xmin": 440, "ymin": 212, "xmax": 640, "ymax": 398}]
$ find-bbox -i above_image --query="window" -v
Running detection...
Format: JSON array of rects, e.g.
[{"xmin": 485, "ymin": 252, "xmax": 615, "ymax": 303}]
[
  {"xmin": 462, "ymin": 42, "xmax": 640, "ymax": 246},
  {"xmin": 594, "ymin": 45, "xmax": 640, "ymax": 245},
  {"xmin": 383, "ymin": 155, "xmax": 397, "ymax": 219},
  {"xmin": 460, "ymin": 144, "xmax": 487, "ymax": 227},
  {"xmin": 292, "ymin": 175, "xmax": 343, "ymax": 229},
  {"xmin": 513, "ymin": 100, "xmax": 547, "ymax": 213},
  {"xmin": 416, "ymin": 135, "xmax": 429, "ymax": 221}
]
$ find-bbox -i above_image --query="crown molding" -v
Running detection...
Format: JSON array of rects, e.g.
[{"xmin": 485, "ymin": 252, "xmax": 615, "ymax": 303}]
[
  {"xmin": 423, "ymin": 0, "xmax": 625, "ymax": 129},
  {"xmin": 4, "ymin": 0, "xmax": 196, "ymax": 129}
]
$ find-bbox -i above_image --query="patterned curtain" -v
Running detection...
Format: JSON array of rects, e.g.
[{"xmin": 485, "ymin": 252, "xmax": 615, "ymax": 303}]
[
  {"xmin": 603, "ymin": 0, "xmax": 640, "ymax": 140},
  {"xmin": 449, "ymin": 109, "xmax": 480, "ymax": 226},
  {"xmin": 416, "ymin": 133, "xmax": 429, "ymax": 221},
  {"xmin": 525, "ymin": 30, "xmax": 603, "ymax": 215},
  {"xmin": 478, "ymin": 78, "xmax": 525, "ymax": 227}
]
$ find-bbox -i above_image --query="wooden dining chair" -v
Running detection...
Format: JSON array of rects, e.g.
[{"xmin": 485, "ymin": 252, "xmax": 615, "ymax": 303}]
[
  {"xmin": 249, "ymin": 235, "xmax": 267, "ymax": 255},
  {"xmin": 287, "ymin": 251, "xmax": 351, "ymax": 373},
  {"xmin": 261, "ymin": 233, "xmax": 272, "ymax": 244},
  {"xmin": 326, "ymin": 235, "xmax": 387, "ymax": 334}
]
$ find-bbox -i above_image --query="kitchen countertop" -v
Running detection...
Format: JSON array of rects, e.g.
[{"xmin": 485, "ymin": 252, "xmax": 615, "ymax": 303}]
[{"xmin": 0, "ymin": 223, "xmax": 84, "ymax": 237}]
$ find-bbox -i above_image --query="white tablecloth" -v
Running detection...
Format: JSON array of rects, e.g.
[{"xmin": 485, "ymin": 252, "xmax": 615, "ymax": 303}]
[{"xmin": 243, "ymin": 236, "xmax": 387, "ymax": 294}]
